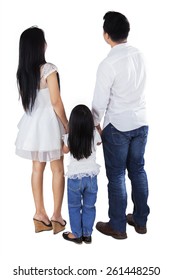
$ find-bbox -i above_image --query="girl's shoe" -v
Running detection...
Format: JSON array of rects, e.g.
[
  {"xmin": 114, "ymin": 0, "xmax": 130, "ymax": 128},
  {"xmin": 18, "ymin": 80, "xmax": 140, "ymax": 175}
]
[
  {"xmin": 62, "ymin": 232, "xmax": 82, "ymax": 244},
  {"xmin": 51, "ymin": 220, "xmax": 66, "ymax": 234},
  {"xmin": 82, "ymin": 236, "xmax": 92, "ymax": 244},
  {"xmin": 33, "ymin": 218, "xmax": 53, "ymax": 233}
]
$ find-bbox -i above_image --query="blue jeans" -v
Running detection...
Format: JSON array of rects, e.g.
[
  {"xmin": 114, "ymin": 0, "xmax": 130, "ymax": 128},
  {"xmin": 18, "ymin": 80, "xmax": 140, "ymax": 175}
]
[
  {"xmin": 102, "ymin": 123, "xmax": 150, "ymax": 232},
  {"xmin": 67, "ymin": 176, "xmax": 98, "ymax": 238}
]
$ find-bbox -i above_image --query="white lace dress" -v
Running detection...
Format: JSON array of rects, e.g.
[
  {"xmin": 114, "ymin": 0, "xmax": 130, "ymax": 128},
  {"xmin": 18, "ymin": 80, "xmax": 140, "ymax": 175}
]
[{"xmin": 15, "ymin": 63, "xmax": 65, "ymax": 162}]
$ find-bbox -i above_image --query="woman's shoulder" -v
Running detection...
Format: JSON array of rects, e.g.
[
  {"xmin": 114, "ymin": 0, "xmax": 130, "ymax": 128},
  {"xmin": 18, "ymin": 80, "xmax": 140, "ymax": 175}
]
[{"xmin": 42, "ymin": 62, "xmax": 58, "ymax": 79}]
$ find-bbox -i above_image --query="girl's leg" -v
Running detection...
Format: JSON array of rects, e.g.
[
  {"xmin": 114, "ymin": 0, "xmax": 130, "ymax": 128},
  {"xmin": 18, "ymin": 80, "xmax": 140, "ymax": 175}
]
[
  {"xmin": 31, "ymin": 161, "xmax": 50, "ymax": 225},
  {"xmin": 82, "ymin": 176, "xmax": 98, "ymax": 237},
  {"xmin": 50, "ymin": 157, "xmax": 65, "ymax": 225},
  {"xmin": 67, "ymin": 178, "xmax": 82, "ymax": 238}
]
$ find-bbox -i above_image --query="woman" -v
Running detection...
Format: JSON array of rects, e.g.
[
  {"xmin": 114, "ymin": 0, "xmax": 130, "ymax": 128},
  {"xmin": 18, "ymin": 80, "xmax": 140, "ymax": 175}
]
[{"xmin": 15, "ymin": 27, "xmax": 68, "ymax": 234}]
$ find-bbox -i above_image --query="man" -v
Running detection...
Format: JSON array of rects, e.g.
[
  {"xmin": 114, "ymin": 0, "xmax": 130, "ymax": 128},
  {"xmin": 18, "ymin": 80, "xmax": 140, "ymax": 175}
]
[{"xmin": 92, "ymin": 11, "xmax": 150, "ymax": 239}]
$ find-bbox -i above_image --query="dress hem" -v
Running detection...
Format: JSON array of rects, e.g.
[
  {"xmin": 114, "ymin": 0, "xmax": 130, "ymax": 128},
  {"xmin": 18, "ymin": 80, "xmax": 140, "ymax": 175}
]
[{"xmin": 15, "ymin": 149, "xmax": 63, "ymax": 162}]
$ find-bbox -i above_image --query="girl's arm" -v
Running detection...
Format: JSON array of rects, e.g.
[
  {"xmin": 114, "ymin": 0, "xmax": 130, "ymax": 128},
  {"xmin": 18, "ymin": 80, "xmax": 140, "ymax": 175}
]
[
  {"xmin": 95, "ymin": 124, "xmax": 102, "ymax": 136},
  {"xmin": 62, "ymin": 144, "xmax": 70, "ymax": 154},
  {"xmin": 62, "ymin": 134, "xmax": 70, "ymax": 154},
  {"xmin": 95, "ymin": 127, "xmax": 102, "ymax": 145},
  {"xmin": 47, "ymin": 72, "xmax": 68, "ymax": 132}
]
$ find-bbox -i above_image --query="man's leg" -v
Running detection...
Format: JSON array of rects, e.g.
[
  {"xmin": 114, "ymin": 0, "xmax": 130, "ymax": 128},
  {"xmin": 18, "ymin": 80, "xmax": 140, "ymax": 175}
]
[
  {"xmin": 101, "ymin": 124, "xmax": 129, "ymax": 233},
  {"xmin": 127, "ymin": 126, "xmax": 150, "ymax": 229}
]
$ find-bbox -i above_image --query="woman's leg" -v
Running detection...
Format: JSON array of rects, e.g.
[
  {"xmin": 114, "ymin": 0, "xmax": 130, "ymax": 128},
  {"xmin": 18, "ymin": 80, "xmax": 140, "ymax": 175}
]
[
  {"xmin": 31, "ymin": 161, "xmax": 50, "ymax": 225},
  {"xmin": 50, "ymin": 157, "xmax": 65, "ymax": 225}
]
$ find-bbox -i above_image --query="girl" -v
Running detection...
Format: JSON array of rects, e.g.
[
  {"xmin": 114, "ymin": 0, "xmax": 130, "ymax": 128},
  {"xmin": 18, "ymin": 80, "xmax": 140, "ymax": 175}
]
[
  {"xmin": 62, "ymin": 105, "xmax": 101, "ymax": 244},
  {"xmin": 15, "ymin": 27, "xmax": 68, "ymax": 234}
]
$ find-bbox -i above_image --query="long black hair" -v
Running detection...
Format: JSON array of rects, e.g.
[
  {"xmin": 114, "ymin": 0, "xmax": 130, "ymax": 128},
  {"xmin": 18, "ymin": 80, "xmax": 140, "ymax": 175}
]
[
  {"xmin": 16, "ymin": 27, "xmax": 46, "ymax": 111},
  {"xmin": 68, "ymin": 105, "xmax": 95, "ymax": 160}
]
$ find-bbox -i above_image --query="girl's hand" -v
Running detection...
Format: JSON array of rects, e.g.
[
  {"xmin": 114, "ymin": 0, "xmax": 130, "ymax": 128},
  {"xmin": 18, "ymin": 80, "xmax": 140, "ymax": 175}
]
[
  {"xmin": 62, "ymin": 144, "xmax": 69, "ymax": 154},
  {"xmin": 95, "ymin": 124, "xmax": 102, "ymax": 136}
]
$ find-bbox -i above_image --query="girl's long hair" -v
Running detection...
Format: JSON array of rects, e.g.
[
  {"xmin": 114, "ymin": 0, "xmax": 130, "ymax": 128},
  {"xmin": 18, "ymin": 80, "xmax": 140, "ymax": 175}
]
[
  {"xmin": 68, "ymin": 105, "xmax": 94, "ymax": 160},
  {"xmin": 16, "ymin": 27, "xmax": 46, "ymax": 111}
]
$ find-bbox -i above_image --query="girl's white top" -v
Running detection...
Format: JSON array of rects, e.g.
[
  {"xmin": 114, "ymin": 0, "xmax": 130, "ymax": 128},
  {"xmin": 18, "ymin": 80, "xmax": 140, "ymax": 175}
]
[
  {"xmin": 15, "ymin": 63, "xmax": 65, "ymax": 162},
  {"xmin": 63, "ymin": 129, "xmax": 101, "ymax": 179}
]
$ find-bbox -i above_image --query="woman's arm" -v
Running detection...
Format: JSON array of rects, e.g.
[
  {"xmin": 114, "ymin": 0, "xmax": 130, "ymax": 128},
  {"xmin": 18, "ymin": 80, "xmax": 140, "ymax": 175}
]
[{"xmin": 47, "ymin": 71, "xmax": 68, "ymax": 132}]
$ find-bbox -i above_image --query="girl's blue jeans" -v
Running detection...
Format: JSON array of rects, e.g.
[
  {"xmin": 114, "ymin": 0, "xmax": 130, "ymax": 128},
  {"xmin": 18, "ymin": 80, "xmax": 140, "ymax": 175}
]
[
  {"xmin": 67, "ymin": 176, "xmax": 98, "ymax": 238},
  {"xmin": 102, "ymin": 123, "xmax": 150, "ymax": 233}
]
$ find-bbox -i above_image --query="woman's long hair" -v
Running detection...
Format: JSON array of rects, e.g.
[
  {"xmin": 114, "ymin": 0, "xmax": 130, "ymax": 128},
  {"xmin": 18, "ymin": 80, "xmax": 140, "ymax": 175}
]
[
  {"xmin": 68, "ymin": 105, "xmax": 94, "ymax": 160},
  {"xmin": 16, "ymin": 27, "xmax": 46, "ymax": 111}
]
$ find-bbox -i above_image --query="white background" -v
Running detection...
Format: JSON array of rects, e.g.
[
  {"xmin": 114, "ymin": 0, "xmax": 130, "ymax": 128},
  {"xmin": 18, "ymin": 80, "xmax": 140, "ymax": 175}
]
[{"xmin": 0, "ymin": 0, "xmax": 172, "ymax": 279}]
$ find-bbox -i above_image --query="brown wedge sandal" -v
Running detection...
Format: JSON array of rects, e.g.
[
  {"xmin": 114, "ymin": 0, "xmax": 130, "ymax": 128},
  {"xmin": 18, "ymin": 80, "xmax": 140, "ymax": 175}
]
[
  {"xmin": 51, "ymin": 220, "xmax": 67, "ymax": 234},
  {"xmin": 33, "ymin": 218, "xmax": 53, "ymax": 233}
]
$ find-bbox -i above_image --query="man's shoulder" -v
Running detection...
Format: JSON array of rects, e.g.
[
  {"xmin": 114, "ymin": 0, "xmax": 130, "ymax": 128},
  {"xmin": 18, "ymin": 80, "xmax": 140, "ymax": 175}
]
[
  {"xmin": 98, "ymin": 56, "xmax": 112, "ymax": 70},
  {"xmin": 127, "ymin": 45, "xmax": 143, "ymax": 54},
  {"xmin": 107, "ymin": 44, "xmax": 143, "ymax": 63}
]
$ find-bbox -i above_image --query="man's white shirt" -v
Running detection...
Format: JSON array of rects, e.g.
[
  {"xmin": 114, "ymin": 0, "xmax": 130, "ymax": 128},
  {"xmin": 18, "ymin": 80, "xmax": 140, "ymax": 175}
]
[{"xmin": 92, "ymin": 43, "xmax": 148, "ymax": 132}]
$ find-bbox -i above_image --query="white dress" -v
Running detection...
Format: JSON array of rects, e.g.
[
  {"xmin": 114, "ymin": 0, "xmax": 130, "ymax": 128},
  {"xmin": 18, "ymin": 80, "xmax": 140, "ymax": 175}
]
[{"xmin": 15, "ymin": 63, "xmax": 65, "ymax": 162}]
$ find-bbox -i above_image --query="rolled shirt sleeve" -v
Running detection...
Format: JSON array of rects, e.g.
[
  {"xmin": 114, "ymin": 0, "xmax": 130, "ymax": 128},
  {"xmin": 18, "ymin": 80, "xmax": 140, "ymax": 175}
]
[{"xmin": 92, "ymin": 60, "xmax": 115, "ymax": 126}]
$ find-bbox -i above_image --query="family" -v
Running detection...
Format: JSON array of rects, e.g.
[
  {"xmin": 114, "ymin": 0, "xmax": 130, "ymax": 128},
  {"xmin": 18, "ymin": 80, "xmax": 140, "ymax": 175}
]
[{"xmin": 15, "ymin": 11, "xmax": 150, "ymax": 244}]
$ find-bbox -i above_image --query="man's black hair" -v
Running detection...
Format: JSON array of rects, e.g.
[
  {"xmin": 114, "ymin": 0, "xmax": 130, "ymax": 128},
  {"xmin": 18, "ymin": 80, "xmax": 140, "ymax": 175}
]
[{"xmin": 103, "ymin": 11, "xmax": 130, "ymax": 42}]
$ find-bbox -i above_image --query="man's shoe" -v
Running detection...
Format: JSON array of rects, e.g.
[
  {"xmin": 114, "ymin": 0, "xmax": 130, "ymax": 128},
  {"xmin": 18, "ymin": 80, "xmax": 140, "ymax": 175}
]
[
  {"xmin": 96, "ymin": 222, "xmax": 127, "ymax": 239},
  {"xmin": 126, "ymin": 214, "xmax": 147, "ymax": 234}
]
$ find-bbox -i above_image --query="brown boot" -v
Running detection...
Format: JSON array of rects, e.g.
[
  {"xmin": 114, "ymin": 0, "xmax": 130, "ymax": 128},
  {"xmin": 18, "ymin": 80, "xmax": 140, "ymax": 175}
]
[
  {"xmin": 127, "ymin": 214, "xmax": 147, "ymax": 234},
  {"xmin": 96, "ymin": 222, "xmax": 127, "ymax": 239}
]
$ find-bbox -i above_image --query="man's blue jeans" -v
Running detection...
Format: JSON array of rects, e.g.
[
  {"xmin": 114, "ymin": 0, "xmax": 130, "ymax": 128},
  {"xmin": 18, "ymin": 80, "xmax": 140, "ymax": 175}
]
[
  {"xmin": 67, "ymin": 176, "xmax": 98, "ymax": 238},
  {"xmin": 102, "ymin": 123, "xmax": 150, "ymax": 233}
]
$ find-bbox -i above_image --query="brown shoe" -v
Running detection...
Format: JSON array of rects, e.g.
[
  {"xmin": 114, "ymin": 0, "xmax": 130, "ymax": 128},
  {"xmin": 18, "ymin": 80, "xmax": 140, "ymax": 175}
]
[
  {"xmin": 127, "ymin": 214, "xmax": 147, "ymax": 234},
  {"xmin": 33, "ymin": 218, "xmax": 52, "ymax": 233},
  {"xmin": 96, "ymin": 222, "xmax": 127, "ymax": 239}
]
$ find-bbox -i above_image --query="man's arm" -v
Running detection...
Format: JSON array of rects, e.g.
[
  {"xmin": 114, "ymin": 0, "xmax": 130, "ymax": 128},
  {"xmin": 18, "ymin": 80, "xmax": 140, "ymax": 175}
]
[{"xmin": 92, "ymin": 60, "xmax": 114, "ymax": 128}]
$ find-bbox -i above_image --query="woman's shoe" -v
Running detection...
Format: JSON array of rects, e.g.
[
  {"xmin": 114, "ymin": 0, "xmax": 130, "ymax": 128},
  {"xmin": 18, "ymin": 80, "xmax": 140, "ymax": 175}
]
[
  {"xmin": 51, "ymin": 220, "xmax": 66, "ymax": 234},
  {"xmin": 33, "ymin": 218, "xmax": 52, "ymax": 233},
  {"xmin": 62, "ymin": 232, "xmax": 82, "ymax": 244},
  {"xmin": 82, "ymin": 236, "xmax": 92, "ymax": 244}
]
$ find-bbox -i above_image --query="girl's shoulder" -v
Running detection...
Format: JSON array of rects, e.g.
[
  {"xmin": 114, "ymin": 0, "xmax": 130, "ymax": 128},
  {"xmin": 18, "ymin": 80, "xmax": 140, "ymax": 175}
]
[{"xmin": 42, "ymin": 62, "xmax": 58, "ymax": 79}]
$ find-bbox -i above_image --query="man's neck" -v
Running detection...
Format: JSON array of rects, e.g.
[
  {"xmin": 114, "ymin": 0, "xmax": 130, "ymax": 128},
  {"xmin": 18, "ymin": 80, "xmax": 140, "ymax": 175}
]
[{"xmin": 110, "ymin": 39, "xmax": 127, "ymax": 48}]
